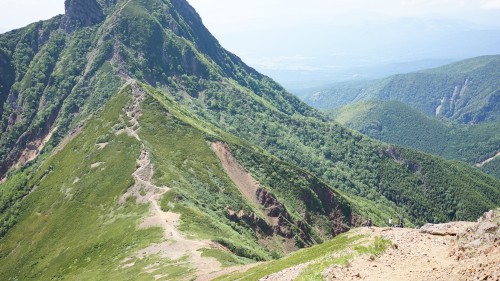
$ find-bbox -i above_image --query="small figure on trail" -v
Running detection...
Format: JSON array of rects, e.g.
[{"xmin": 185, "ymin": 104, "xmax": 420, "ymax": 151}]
[
  {"xmin": 388, "ymin": 217, "xmax": 393, "ymax": 227},
  {"xmin": 397, "ymin": 216, "xmax": 404, "ymax": 228},
  {"xmin": 367, "ymin": 218, "xmax": 372, "ymax": 228}
]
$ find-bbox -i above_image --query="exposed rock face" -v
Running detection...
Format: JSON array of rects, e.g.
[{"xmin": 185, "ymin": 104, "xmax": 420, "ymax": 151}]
[
  {"xmin": 64, "ymin": 0, "xmax": 105, "ymax": 30},
  {"xmin": 256, "ymin": 188, "xmax": 314, "ymax": 243},
  {"xmin": 449, "ymin": 210, "xmax": 500, "ymax": 280},
  {"xmin": 226, "ymin": 206, "xmax": 273, "ymax": 236},
  {"xmin": 419, "ymin": 221, "xmax": 476, "ymax": 236},
  {"xmin": 306, "ymin": 179, "xmax": 354, "ymax": 235},
  {"xmin": 256, "ymin": 188, "xmax": 287, "ymax": 218},
  {"xmin": 226, "ymin": 187, "xmax": 315, "ymax": 246},
  {"xmin": 419, "ymin": 210, "xmax": 500, "ymax": 281}
]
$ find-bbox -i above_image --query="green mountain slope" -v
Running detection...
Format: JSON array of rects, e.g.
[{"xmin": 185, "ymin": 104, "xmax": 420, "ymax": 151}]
[
  {"xmin": 305, "ymin": 55, "xmax": 500, "ymax": 124},
  {"xmin": 0, "ymin": 0, "xmax": 499, "ymax": 279},
  {"xmin": 0, "ymin": 84, "xmax": 358, "ymax": 279},
  {"xmin": 328, "ymin": 100, "xmax": 500, "ymax": 176}
]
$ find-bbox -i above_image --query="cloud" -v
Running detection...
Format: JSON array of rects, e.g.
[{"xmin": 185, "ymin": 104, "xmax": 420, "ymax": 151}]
[
  {"xmin": 480, "ymin": 0, "xmax": 500, "ymax": 9},
  {"xmin": 244, "ymin": 55, "xmax": 320, "ymax": 71}
]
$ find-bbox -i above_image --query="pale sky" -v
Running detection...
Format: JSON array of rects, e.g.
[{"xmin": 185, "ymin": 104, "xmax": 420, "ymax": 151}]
[
  {"xmin": 1, "ymin": 0, "xmax": 500, "ymax": 33},
  {"xmin": 188, "ymin": 0, "xmax": 500, "ymax": 32}
]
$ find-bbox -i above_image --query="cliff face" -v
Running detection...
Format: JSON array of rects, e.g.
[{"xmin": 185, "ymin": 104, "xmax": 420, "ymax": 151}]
[{"xmin": 64, "ymin": 0, "xmax": 105, "ymax": 30}]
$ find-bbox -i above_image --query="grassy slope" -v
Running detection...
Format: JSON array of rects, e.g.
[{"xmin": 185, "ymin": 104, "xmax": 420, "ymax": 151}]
[
  {"xmin": 0, "ymin": 82, "xmax": 376, "ymax": 279},
  {"xmin": 0, "ymin": 89, "xmax": 184, "ymax": 280},
  {"xmin": 138, "ymin": 90, "xmax": 276, "ymax": 260},
  {"xmin": 139, "ymin": 84, "xmax": 364, "ymax": 253},
  {"xmin": 328, "ymin": 100, "xmax": 500, "ymax": 177},
  {"xmin": 215, "ymin": 233, "xmax": 391, "ymax": 281}
]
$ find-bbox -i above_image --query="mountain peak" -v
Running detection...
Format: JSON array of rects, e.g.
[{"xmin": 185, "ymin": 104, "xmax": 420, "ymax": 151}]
[{"xmin": 64, "ymin": 0, "xmax": 105, "ymax": 30}]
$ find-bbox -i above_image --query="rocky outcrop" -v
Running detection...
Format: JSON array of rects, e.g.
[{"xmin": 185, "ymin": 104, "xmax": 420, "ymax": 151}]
[
  {"xmin": 419, "ymin": 209, "xmax": 500, "ymax": 280},
  {"xmin": 451, "ymin": 210, "xmax": 499, "ymax": 257},
  {"xmin": 63, "ymin": 0, "xmax": 105, "ymax": 30},
  {"xmin": 256, "ymin": 188, "xmax": 287, "ymax": 218},
  {"xmin": 449, "ymin": 210, "xmax": 500, "ymax": 280},
  {"xmin": 226, "ymin": 206, "xmax": 273, "ymax": 236},
  {"xmin": 307, "ymin": 179, "xmax": 353, "ymax": 235},
  {"xmin": 256, "ymin": 188, "xmax": 314, "ymax": 243},
  {"xmin": 225, "ymin": 187, "xmax": 315, "ymax": 246},
  {"xmin": 435, "ymin": 78, "xmax": 469, "ymax": 119},
  {"xmin": 419, "ymin": 221, "xmax": 476, "ymax": 236}
]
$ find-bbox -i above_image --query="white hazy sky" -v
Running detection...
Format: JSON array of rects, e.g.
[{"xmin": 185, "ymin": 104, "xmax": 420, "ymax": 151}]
[{"xmin": 1, "ymin": 0, "xmax": 500, "ymax": 33}]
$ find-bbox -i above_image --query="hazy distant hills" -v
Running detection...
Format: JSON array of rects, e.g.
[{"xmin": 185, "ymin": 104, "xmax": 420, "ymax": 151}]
[
  {"xmin": 223, "ymin": 18, "xmax": 500, "ymax": 91},
  {"xmin": 327, "ymin": 100, "xmax": 500, "ymax": 178},
  {"xmin": 0, "ymin": 0, "xmax": 498, "ymax": 279},
  {"xmin": 310, "ymin": 56, "xmax": 500, "ymax": 178},
  {"xmin": 306, "ymin": 55, "xmax": 500, "ymax": 124}
]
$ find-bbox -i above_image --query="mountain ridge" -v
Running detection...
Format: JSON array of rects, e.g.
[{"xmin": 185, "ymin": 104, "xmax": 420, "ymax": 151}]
[
  {"xmin": 304, "ymin": 55, "xmax": 500, "ymax": 124},
  {"xmin": 0, "ymin": 0, "xmax": 499, "ymax": 279}
]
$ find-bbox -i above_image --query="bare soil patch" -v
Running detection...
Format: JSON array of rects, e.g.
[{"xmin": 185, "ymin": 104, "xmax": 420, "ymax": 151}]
[
  {"xmin": 211, "ymin": 142, "xmax": 262, "ymax": 206},
  {"xmin": 14, "ymin": 126, "xmax": 57, "ymax": 170}
]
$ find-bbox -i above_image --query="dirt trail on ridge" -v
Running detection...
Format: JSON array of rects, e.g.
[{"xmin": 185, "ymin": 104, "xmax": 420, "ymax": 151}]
[
  {"xmin": 260, "ymin": 214, "xmax": 500, "ymax": 281},
  {"xmin": 476, "ymin": 152, "xmax": 500, "ymax": 167},
  {"xmin": 323, "ymin": 227, "xmax": 464, "ymax": 281},
  {"xmin": 119, "ymin": 81, "xmax": 224, "ymax": 280}
]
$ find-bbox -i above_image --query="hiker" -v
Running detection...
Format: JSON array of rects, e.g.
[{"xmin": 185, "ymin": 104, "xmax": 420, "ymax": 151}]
[
  {"xmin": 367, "ymin": 218, "xmax": 372, "ymax": 228},
  {"xmin": 388, "ymin": 217, "xmax": 393, "ymax": 227},
  {"xmin": 398, "ymin": 216, "xmax": 404, "ymax": 228}
]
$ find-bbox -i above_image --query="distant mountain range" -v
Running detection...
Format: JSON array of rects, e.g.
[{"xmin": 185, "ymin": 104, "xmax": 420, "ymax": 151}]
[
  {"xmin": 305, "ymin": 55, "xmax": 500, "ymax": 124},
  {"xmin": 223, "ymin": 18, "xmax": 500, "ymax": 91},
  {"xmin": 306, "ymin": 55, "xmax": 500, "ymax": 179},
  {"xmin": 0, "ymin": 0, "xmax": 498, "ymax": 279}
]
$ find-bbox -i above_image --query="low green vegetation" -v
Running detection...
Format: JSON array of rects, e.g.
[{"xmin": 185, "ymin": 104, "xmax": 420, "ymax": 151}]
[
  {"xmin": 0, "ymin": 89, "xmax": 194, "ymax": 280},
  {"xmin": 200, "ymin": 248, "xmax": 254, "ymax": 267},
  {"xmin": 295, "ymin": 236, "xmax": 392, "ymax": 281},
  {"xmin": 215, "ymin": 234, "xmax": 392, "ymax": 281}
]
